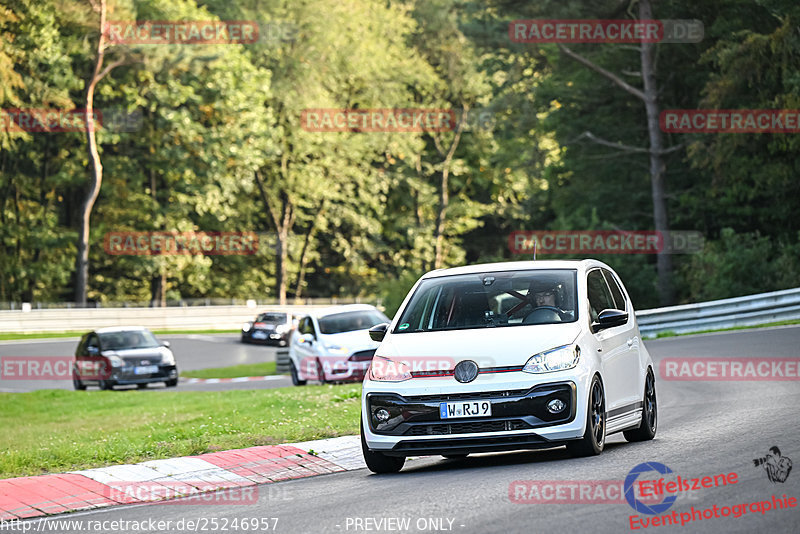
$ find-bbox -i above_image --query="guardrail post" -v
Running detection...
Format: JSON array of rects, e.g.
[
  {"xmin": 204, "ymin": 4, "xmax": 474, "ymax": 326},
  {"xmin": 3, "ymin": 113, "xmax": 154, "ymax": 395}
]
[{"xmin": 275, "ymin": 349, "xmax": 291, "ymax": 374}]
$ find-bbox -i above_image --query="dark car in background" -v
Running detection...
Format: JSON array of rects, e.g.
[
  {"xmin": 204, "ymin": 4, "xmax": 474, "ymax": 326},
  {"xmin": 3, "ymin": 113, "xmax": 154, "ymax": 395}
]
[
  {"xmin": 241, "ymin": 312, "xmax": 296, "ymax": 346},
  {"xmin": 73, "ymin": 327, "xmax": 178, "ymax": 390}
]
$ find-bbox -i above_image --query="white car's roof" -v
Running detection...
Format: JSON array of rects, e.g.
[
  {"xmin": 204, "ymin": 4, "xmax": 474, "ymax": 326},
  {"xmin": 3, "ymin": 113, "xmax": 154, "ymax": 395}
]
[
  {"xmin": 309, "ymin": 303, "xmax": 383, "ymax": 318},
  {"xmin": 94, "ymin": 326, "xmax": 150, "ymax": 334},
  {"xmin": 422, "ymin": 259, "xmax": 608, "ymax": 279}
]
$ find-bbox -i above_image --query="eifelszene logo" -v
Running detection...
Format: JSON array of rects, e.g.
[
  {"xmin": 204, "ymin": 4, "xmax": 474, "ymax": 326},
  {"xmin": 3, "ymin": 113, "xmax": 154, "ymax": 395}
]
[
  {"xmin": 753, "ymin": 446, "xmax": 792, "ymax": 484},
  {"xmin": 625, "ymin": 462, "xmax": 678, "ymax": 515}
]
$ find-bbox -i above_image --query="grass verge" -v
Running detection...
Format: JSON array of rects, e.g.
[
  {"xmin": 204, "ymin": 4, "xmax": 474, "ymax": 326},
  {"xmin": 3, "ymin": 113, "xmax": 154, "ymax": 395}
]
[
  {"xmin": 0, "ymin": 329, "xmax": 239, "ymax": 341},
  {"xmin": 651, "ymin": 318, "xmax": 800, "ymax": 339},
  {"xmin": 181, "ymin": 361, "xmax": 278, "ymax": 379},
  {"xmin": 0, "ymin": 385, "xmax": 361, "ymax": 479}
]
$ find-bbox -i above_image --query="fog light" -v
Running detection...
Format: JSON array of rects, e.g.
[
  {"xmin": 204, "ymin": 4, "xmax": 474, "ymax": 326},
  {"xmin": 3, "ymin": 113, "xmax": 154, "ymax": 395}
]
[
  {"xmin": 547, "ymin": 399, "xmax": 566, "ymax": 414},
  {"xmin": 375, "ymin": 409, "xmax": 390, "ymax": 422}
]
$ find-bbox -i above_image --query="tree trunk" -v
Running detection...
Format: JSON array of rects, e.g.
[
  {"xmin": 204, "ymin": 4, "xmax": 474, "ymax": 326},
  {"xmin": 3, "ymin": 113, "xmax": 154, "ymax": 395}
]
[
  {"xmin": 74, "ymin": 95, "xmax": 103, "ymax": 304},
  {"xmin": 558, "ymin": 0, "xmax": 677, "ymax": 305},
  {"xmin": 275, "ymin": 222, "xmax": 289, "ymax": 305},
  {"xmin": 433, "ymin": 106, "xmax": 468, "ymax": 269},
  {"xmin": 149, "ymin": 273, "xmax": 166, "ymax": 307},
  {"xmin": 293, "ymin": 199, "xmax": 325, "ymax": 302},
  {"xmin": 433, "ymin": 168, "xmax": 450, "ymax": 269},
  {"xmin": 639, "ymin": 0, "xmax": 675, "ymax": 305},
  {"xmin": 254, "ymin": 169, "xmax": 294, "ymax": 305},
  {"xmin": 75, "ymin": 0, "xmax": 119, "ymax": 305}
]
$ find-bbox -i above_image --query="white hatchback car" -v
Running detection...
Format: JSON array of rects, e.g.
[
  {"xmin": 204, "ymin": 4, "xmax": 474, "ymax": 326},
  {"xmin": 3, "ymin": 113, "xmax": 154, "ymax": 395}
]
[
  {"xmin": 361, "ymin": 260, "xmax": 656, "ymax": 473},
  {"xmin": 288, "ymin": 304, "xmax": 389, "ymax": 385}
]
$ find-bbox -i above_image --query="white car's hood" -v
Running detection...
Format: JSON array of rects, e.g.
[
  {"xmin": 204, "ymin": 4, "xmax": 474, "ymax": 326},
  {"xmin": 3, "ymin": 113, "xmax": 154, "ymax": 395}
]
[
  {"xmin": 321, "ymin": 329, "xmax": 379, "ymax": 353},
  {"xmin": 377, "ymin": 323, "xmax": 582, "ymax": 368}
]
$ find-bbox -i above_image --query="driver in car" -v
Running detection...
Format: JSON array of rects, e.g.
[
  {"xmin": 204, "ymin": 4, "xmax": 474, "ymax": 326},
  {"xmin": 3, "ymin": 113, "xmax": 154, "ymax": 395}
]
[
  {"xmin": 527, "ymin": 279, "xmax": 571, "ymax": 322},
  {"xmin": 533, "ymin": 287, "xmax": 557, "ymax": 308}
]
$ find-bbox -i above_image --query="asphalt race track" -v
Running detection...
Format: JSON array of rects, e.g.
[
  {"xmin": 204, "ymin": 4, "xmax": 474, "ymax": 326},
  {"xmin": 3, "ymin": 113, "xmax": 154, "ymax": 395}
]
[
  {"xmin": 0, "ymin": 334, "xmax": 291, "ymax": 392},
  {"xmin": 19, "ymin": 325, "xmax": 800, "ymax": 533}
]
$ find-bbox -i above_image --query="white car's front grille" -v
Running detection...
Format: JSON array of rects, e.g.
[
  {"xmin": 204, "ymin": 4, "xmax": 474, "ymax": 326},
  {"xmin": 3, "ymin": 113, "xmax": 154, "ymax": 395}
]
[
  {"xmin": 402, "ymin": 388, "xmax": 531, "ymax": 403},
  {"xmin": 404, "ymin": 419, "xmax": 534, "ymax": 436}
]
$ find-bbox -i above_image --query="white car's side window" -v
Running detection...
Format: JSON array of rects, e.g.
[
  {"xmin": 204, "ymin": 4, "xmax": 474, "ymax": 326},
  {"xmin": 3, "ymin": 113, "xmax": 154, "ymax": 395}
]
[
  {"xmin": 602, "ymin": 269, "xmax": 628, "ymax": 314},
  {"xmin": 586, "ymin": 269, "xmax": 615, "ymax": 323}
]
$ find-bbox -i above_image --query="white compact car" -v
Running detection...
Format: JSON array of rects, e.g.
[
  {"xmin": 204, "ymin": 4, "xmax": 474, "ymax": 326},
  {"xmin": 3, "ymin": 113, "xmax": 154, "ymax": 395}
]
[
  {"xmin": 360, "ymin": 260, "xmax": 657, "ymax": 473},
  {"xmin": 288, "ymin": 304, "xmax": 390, "ymax": 385}
]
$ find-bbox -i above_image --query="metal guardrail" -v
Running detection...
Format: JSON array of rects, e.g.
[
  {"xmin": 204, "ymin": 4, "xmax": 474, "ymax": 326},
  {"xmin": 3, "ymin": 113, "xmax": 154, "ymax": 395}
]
[
  {"xmin": 636, "ymin": 287, "xmax": 800, "ymax": 337},
  {"xmin": 0, "ymin": 297, "xmax": 374, "ymax": 311},
  {"xmin": 0, "ymin": 301, "xmax": 381, "ymax": 334},
  {"xmin": 3, "ymin": 289, "xmax": 797, "ymax": 337}
]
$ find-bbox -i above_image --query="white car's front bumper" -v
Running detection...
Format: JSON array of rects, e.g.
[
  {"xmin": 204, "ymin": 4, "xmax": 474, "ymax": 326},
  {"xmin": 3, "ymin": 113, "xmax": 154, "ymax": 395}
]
[{"xmin": 361, "ymin": 367, "xmax": 593, "ymax": 455}]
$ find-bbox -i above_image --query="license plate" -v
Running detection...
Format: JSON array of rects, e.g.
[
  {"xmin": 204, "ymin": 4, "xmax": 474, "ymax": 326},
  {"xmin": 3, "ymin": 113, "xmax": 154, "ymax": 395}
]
[
  {"xmin": 252, "ymin": 331, "xmax": 267, "ymax": 339},
  {"xmin": 439, "ymin": 400, "xmax": 492, "ymax": 419},
  {"xmin": 134, "ymin": 365, "xmax": 158, "ymax": 375}
]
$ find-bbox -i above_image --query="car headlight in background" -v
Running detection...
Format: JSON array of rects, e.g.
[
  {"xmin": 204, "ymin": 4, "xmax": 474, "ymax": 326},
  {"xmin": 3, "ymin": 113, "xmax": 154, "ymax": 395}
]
[
  {"xmin": 161, "ymin": 351, "xmax": 176, "ymax": 366},
  {"xmin": 242, "ymin": 322, "xmax": 252, "ymax": 332},
  {"xmin": 522, "ymin": 345, "xmax": 580, "ymax": 373},
  {"xmin": 324, "ymin": 344, "xmax": 349, "ymax": 355},
  {"xmin": 275, "ymin": 324, "xmax": 290, "ymax": 334},
  {"xmin": 368, "ymin": 356, "xmax": 412, "ymax": 382},
  {"xmin": 106, "ymin": 354, "xmax": 125, "ymax": 368}
]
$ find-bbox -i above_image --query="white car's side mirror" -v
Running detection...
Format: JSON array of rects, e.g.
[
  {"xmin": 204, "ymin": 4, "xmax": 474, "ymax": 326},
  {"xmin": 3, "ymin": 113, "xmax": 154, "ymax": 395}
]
[{"xmin": 299, "ymin": 333, "xmax": 315, "ymax": 344}]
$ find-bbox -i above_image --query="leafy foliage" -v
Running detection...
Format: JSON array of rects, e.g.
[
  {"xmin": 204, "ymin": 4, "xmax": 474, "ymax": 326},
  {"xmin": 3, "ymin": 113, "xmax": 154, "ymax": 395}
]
[{"xmin": 0, "ymin": 0, "xmax": 797, "ymax": 307}]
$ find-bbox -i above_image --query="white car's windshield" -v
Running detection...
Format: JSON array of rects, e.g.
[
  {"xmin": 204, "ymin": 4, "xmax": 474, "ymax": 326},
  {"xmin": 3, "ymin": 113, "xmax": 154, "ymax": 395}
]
[
  {"xmin": 318, "ymin": 311, "xmax": 388, "ymax": 334},
  {"xmin": 395, "ymin": 269, "xmax": 578, "ymax": 333}
]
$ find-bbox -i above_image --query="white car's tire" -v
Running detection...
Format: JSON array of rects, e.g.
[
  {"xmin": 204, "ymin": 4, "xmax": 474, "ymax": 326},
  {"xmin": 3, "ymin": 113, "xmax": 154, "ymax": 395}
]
[
  {"xmin": 566, "ymin": 375, "xmax": 605, "ymax": 457},
  {"xmin": 361, "ymin": 422, "xmax": 404, "ymax": 474},
  {"xmin": 290, "ymin": 360, "xmax": 307, "ymax": 386},
  {"xmin": 624, "ymin": 370, "xmax": 657, "ymax": 442}
]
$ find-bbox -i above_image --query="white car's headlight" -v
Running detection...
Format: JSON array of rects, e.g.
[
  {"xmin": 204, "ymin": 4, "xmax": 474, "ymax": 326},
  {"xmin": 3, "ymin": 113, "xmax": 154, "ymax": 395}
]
[
  {"xmin": 324, "ymin": 344, "xmax": 349, "ymax": 355},
  {"xmin": 523, "ymin": 345, "xmax": 580, "ymax": 374},
  {"xmin": 242, "ymin": 322, "xmax": 252, "ymax": 332},
  {"xmin": 368, "ymin": 356, "xmax": 412, "ymax": 382},
  {"xmin": 161, "ymin": 351, "xmax": 176, "ymax": 366}
]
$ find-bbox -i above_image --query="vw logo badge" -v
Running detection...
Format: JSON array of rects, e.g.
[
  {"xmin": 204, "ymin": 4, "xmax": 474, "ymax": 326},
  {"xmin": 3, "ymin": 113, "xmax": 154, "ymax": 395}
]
[{"xmin": 453, "ymin": 360, "xmax": 479, "ymax": 383}]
